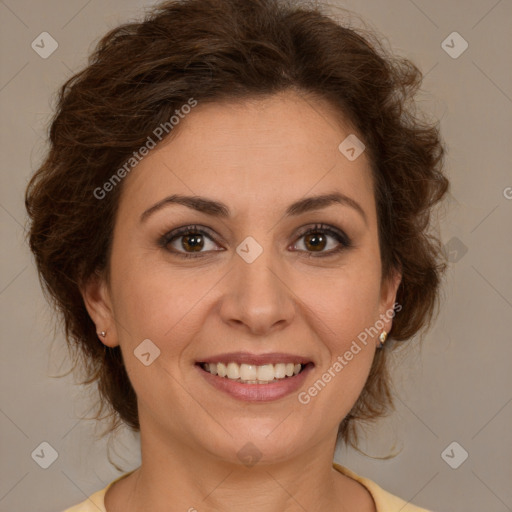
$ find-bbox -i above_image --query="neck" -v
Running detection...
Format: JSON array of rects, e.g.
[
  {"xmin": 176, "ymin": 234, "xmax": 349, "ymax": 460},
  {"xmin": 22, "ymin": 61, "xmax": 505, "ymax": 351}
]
[{"xmin": 106, "ymin": 425, "xmax": 371, "ymax": 512}]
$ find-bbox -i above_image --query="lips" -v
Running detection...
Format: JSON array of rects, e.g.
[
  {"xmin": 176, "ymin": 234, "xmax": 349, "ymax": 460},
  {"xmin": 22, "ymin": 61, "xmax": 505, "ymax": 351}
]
[
  {"xmin": 198, "ymin": 352, "xmax": 313, "ymax": 366},
  {"xmin": 195, "ymin": 352, "xmax": 314, "ymax": 401}
]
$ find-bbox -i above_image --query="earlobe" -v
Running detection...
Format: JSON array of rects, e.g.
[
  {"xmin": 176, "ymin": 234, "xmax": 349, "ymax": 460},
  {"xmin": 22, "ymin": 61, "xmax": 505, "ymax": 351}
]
[{"xmin": 80, "ymin": 273, "xmax": 119, "ymax": 347}]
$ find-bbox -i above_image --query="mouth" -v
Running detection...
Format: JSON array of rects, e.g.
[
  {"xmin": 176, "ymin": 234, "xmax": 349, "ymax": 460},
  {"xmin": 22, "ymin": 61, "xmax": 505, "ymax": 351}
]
[
  {"xmin": 195, "ymin": 354, "xmax": 314, "ymax": 402},
  {"xmin": 198, "ymin": 361, "xmax": 311, "ymax": 384}
]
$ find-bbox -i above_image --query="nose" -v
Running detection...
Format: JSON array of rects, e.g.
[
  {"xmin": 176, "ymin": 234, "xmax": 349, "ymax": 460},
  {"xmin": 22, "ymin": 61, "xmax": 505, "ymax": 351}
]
[{"xmin": 218, "ymin": 246, "xmax": 296, "ymax": 337}]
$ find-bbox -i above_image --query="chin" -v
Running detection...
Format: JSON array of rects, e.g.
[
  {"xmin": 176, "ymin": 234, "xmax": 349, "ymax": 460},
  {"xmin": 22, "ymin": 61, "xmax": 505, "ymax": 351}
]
[{"xmin": 193, "ymin": 418, "xmax": 312, "ymax": 466}]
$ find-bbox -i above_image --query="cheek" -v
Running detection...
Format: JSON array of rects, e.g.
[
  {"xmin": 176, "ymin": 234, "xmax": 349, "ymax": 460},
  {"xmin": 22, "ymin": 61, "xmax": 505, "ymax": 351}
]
[
  {"xmin": 301, "ymin": 258, "xmax": 382, "ymax": 343},
  {"xmin": 109, "ymin": 247, "xmax": 215, "ymax": 358},
  {"xmin": 295, "ymin": 257, "xmax": 381, "ymax": 400},
  {"xmin": 299, "ymin": 285, "xmax": 379, "ymax": 417},
  {"xmin": 109, "ymin": 259, "xmax": 202, "ymax": 411}
]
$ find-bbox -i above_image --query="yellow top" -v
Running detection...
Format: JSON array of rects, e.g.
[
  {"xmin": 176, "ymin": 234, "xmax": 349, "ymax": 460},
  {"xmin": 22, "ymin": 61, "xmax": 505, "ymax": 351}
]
[{"xmin": 62, "ymin": 463, "xmax": 433, "ymax": 511}]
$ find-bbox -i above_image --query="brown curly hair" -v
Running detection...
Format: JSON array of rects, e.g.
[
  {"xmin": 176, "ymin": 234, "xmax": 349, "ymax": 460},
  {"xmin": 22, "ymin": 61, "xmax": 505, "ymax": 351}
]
[{"xmin": 24, "ymin": 0, "xmax": 449, "ymax": 451}]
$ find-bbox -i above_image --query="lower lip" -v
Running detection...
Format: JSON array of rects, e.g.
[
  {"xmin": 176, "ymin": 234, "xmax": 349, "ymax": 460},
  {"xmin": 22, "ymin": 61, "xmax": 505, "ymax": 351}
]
[{"xmin": 195, "ymin": 363, "xmax": 314, "ymax": 402}]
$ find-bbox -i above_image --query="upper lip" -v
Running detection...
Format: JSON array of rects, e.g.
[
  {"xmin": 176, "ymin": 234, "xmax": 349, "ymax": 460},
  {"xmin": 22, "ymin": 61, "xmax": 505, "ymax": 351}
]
[{"xmin": 197, "ymin": 352, "xmax": 313, "ymax": 366}]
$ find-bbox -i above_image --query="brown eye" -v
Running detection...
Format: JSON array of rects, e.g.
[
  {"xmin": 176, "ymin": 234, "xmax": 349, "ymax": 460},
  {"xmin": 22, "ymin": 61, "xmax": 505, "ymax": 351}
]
[
  {"xmin": 159, "ymin": 225, "xmax": 222, "ymax": 259},
  {"xmin": 303, "ymin": 232, "xmax": 328, "ymax": 252},
  {"xmin": 293, "ymin": 224, "xmax": 352, "ymax": 257},
  {"xmin": 180, "ymin": 233, "xmax": 205, "ymax": 253},
  {"xmin": 159, "ymin": 223, "xmax": 351, "ymax": 260}
]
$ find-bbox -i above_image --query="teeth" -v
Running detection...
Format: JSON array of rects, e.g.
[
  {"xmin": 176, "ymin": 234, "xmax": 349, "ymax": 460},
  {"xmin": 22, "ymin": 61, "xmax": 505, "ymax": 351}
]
[
  {"xmin": 257, "ymin": 364, "xmax": 274, "ymax": 381},
  {"xmin": 227, "ymin": 362, "xmax": 240, "ymax": 379},
  {"xmin": 203, "ymin": 362, "xmax": 304, "ymax": 383},
  {"xmin": 274, "ymin": 363, "xmax": 286, "ymax": 379},
  {"xmin": 217, "ymin": 362, "xmax": 227, "ymax": 377},
  {"xmin": 240, "ymin": 364, "xmax": 257, "ymax": 381}
]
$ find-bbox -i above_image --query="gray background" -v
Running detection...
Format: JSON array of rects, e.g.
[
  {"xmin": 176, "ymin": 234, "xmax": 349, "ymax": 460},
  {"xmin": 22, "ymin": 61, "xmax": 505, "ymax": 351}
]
[{"xmin": 1, "ymin": 1, "xmax": 511, "ymax": 511}]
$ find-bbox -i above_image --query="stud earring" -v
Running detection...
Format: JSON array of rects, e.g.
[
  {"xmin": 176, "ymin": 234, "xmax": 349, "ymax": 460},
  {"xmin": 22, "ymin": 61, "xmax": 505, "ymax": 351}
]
[
  {"xmin": 378, "ymin": 331, "xmax": 387, "ymax": 348},
  {"xmin": 98, "ymin": 330, "xmax": 107, "ymax": 338}
]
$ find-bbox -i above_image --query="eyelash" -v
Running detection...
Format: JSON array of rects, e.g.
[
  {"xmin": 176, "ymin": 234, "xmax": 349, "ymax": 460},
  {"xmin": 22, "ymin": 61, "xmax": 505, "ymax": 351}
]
[{"xmin": 158, "ymin": 223, "xmax": 352, "ymax": 259}]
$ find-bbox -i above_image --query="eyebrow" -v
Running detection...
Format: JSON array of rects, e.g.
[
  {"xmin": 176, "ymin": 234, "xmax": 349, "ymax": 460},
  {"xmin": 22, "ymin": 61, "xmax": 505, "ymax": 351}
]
[{"xmin": 140, "ymin": 192, "xmax": 367, "ymax": 225}]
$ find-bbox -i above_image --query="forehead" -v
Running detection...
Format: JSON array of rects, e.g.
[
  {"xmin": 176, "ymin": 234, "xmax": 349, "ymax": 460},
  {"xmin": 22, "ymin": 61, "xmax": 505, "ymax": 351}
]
[{"xmin": 117, "ymin": 91, "xmax": 375, "ymax": 222}]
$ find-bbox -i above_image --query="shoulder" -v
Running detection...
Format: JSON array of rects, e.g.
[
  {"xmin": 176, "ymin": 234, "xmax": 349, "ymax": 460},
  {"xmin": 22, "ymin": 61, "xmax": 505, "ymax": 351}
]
[
  {"xmin": 333, "ymin": 463, "xmax": 436, "ymax": 512},
  {"xmin": 61, "ymin": 471, "xmax": 135, "ymax": 512},
  {"xmin": 61, "ymin": 487, "xmax": 108, "ymax": 512}
]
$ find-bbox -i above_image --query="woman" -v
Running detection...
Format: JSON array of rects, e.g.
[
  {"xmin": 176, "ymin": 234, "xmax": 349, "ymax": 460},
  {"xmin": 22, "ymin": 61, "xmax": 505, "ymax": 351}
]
[{"xmin": 25, "ymin": 0, "xmax": 448, "ymax": 510}]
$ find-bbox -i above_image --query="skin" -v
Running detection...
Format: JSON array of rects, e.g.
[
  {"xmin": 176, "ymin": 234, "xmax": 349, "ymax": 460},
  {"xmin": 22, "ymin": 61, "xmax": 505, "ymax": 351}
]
[{"xmin": 82, "ymin": 90, "xmax": 401, "ymax": 512}]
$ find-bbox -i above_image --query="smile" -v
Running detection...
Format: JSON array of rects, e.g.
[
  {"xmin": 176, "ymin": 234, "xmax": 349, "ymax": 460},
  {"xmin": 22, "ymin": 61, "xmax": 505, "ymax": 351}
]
[
  {"xmin": 195, "ymin": 357, "xmax": 314, "ymax": 401},
  {"xmin": 200, "ymin": 362, "xmax": 305, "ymax": 384}
]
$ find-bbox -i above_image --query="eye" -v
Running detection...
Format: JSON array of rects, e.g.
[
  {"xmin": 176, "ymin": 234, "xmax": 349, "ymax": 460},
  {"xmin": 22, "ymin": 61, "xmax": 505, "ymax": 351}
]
[
  {"xmin": 158, "ymin": 225, "xmax": 222, "ymax": 259},
  {"xmin": 291, "ymin": 223, "xmax": 352, "ymax": 257},
  {"xmin": 158, "ymin": 223, "xmax": 352, "ymax": 259}
]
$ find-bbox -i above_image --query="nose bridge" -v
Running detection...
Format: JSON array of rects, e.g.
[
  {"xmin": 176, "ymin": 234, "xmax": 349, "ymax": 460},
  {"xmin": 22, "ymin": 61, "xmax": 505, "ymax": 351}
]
[{"xmin": 220, "ymin": 233, "xmax": 295, "ymax": 334}]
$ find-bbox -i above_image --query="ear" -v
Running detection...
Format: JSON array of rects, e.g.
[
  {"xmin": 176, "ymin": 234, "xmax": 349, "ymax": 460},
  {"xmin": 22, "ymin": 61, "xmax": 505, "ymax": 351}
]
[
  {"xmin": 378, "ymin": 265, "xmax": 402, "ymax": 336},
  {"xmin": 80, "ymin": 272, "xmax": 119, "ymax": 348}
]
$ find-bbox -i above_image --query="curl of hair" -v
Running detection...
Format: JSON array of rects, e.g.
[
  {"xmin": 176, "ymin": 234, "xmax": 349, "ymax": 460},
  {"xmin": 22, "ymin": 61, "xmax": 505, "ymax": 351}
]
[{"xmin": 25, "ymin": 0, "xmax": 449, "ymax": 452}]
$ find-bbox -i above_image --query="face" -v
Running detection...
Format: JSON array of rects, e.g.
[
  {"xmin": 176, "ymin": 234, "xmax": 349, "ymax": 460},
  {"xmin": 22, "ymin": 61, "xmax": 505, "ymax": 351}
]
[{"xmin": 83, "ymin": 90, "xmax": 401, "ymax": 465}]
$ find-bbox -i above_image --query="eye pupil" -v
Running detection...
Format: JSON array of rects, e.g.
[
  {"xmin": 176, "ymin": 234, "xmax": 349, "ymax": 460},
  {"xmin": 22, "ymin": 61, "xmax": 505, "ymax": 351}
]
[
  {"xmin": 183, "ymin": 234, "xmax": 204, "ymax": 252},
  {"xmin": 305, "ymin": 233, "xmax": 326, "ymax": 251}
]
